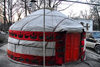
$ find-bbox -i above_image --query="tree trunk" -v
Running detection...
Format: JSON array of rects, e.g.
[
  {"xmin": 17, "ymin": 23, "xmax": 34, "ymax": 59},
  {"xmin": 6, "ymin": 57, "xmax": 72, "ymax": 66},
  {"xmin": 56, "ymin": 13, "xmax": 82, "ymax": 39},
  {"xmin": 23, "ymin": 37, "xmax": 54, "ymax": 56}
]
[
  {"xmin": 8, "ymin": 0, "xmax": 12, "ymax": 26},
  {"xmin": 25, "ymin": 0, "xmax": 27, "ymax": 16},
  {"xmin": 3, "ymin": 0, "xmax": 6, "ymax": 31},
  {"xmin": 95, "ymin": 6, "xmax": 100, "ymax": 30}
]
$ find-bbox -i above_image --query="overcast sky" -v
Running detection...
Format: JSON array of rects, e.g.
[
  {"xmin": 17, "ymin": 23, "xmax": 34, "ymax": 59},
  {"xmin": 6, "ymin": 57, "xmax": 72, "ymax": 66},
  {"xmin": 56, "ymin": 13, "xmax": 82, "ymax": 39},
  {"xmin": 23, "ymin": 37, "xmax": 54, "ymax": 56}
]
[{"xmin": 58, "ymin": 0, "xmax": 91, "ymax": 17}]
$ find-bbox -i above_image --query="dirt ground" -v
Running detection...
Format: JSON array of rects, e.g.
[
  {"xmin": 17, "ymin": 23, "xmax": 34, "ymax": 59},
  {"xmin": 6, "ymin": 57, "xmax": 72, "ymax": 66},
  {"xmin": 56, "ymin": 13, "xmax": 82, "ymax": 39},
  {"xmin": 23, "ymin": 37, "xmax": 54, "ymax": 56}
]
[{"xmin": 0, "ymin": 44, "xmax": 100, "ymax": 67}]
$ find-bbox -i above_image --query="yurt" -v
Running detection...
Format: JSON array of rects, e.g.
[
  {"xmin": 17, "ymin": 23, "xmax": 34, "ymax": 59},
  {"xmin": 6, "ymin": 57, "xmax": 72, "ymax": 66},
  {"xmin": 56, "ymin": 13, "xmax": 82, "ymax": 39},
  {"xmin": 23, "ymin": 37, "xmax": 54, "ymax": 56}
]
[{"xmin": 7, "ymin": 9, "xmax": 86, "ymax": 66}]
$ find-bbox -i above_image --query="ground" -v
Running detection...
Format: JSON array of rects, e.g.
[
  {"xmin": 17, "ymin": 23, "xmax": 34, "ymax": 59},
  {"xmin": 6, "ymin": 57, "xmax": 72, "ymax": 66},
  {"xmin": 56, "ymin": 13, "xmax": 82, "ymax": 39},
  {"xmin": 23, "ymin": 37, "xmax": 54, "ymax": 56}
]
[{"xmin": 0, "ymin": 43, "xmax": 100, "ymax": 67}]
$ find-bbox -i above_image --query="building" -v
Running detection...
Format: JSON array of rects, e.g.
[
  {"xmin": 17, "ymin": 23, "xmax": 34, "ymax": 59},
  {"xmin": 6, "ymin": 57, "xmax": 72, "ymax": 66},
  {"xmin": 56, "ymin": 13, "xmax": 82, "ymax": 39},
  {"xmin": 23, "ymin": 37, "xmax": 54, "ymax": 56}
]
[{"xmin": 74, "ymin": 19, "xmax": 93, "ymax": 32}]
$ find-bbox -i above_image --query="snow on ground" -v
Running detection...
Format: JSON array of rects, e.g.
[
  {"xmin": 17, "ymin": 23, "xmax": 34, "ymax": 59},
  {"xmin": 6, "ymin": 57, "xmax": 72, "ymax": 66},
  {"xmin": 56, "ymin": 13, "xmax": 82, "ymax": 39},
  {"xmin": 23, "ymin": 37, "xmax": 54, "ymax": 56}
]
[{"xmin": 0, "ymin": 43, "xmax": 100, "ymax": 67}]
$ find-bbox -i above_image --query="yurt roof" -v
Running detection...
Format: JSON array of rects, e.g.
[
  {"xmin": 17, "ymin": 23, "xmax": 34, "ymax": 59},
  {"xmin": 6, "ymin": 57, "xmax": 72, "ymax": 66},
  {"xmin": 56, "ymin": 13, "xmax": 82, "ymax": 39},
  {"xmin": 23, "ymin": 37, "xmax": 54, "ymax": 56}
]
[{"xmin": 10, "ymin": 9, "xmax": 83, "ymax": 32}]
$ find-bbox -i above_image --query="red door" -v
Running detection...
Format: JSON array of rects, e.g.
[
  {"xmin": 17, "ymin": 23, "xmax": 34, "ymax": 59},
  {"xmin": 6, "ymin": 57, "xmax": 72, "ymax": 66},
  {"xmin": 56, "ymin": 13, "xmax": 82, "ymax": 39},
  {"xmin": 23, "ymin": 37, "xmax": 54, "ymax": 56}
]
[{"xmin": 65, "ymin": 33, "xmax": 81, "ymax": 62}]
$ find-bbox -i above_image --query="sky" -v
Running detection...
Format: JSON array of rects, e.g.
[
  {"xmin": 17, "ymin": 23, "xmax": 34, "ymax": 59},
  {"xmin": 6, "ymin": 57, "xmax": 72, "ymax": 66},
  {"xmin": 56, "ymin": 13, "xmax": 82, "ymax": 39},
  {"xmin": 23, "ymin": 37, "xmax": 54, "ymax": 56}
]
[{"xmin": 58, "ymin": 0, "xmax": 91, "ymax": 17}]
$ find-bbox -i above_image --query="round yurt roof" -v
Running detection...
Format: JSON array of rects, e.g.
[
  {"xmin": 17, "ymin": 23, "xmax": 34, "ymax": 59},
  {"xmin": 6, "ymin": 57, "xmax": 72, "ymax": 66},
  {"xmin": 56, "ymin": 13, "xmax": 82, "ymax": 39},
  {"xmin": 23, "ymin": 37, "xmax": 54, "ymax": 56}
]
[{"xmin": 10, "ymin": 9, "xmax": 83, "ymax": 32}]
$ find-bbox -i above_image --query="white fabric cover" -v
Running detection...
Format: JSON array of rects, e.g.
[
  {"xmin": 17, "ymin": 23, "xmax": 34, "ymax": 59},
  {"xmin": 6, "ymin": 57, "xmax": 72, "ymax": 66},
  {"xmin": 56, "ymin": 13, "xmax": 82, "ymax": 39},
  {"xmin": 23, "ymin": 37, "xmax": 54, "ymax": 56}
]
[
  {"xmin": 8, "ymin": 43, "xmax": 55, "ymax": 56},
  {"xmin": 10, "ymin": 9, "xmax": 83, "ymax": 32},
  {"xmin": 8, "ymin": 37, "xmax": 55, "ymax": 49},
  {"xmin": 8, "ymin": 37, "xmax": 55, "ymax": 56}
]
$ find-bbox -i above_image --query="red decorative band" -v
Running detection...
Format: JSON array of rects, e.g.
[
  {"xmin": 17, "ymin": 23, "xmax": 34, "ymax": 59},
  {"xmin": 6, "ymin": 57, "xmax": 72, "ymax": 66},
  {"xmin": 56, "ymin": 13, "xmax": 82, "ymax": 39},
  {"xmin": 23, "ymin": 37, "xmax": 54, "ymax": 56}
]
[
  {"xmin": 7, "ymin": 49, "xmax": 56, "ymax": 66},
  {"xmin": 9, "ymin": 30, "xmax": 65, "ymax": 41}
]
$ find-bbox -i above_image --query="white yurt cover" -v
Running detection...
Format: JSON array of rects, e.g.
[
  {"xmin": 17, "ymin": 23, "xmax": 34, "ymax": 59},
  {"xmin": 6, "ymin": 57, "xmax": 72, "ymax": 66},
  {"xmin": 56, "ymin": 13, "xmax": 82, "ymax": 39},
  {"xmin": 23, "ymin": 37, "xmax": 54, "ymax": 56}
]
[
  {"xmin": 10, "ymin": 9, "xmax": 83, "ymax": 32},
  {"xmin": 7, "ymin": 9, "xmax": 84, "ymax": 66}
]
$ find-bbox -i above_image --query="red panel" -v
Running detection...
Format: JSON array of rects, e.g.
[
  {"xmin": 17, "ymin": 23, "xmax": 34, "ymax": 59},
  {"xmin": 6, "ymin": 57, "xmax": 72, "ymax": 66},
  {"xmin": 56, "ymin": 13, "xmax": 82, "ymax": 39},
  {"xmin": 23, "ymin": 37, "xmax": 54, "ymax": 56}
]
[
  {"xmin": 7, "ymin": 49, "xmax": 56, "ymax": 66},
  {"xmin": 9, "ymin": 30, "xmax": 64, "ymax": 42},
  {"xmin": 65, "ymin": 33, "xmax": 81, "ymax": 62}
]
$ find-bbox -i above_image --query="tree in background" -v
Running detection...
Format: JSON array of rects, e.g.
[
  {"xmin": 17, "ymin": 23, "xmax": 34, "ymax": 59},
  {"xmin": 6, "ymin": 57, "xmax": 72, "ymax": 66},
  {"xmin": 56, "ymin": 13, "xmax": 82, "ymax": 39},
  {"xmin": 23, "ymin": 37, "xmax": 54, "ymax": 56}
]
[
  {"xmin": 79, "ymin": 10, "xmax": 89, "ymax": 19},
  {"xmin": 26, "ymin": 0, "xmax": 61, "ymax": 12},
  {"xmin": 90, "ymin": 0, "xmax": 100, "ymax": 30},
  {"xmin": 6, "ymin": 0, "xmax": 61, "ymax": 21},
  {"xmin": 0, "ymin": 0, "xmax": 24, "ymax": 31}
]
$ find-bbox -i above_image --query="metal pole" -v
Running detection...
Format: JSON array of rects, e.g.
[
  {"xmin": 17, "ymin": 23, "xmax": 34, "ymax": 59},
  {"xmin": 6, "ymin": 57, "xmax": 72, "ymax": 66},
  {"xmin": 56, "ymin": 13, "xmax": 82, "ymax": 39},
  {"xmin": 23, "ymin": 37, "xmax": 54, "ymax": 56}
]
[{"xmin": 43, "ymin": 0, "xmax": 46, "ymax": 67}]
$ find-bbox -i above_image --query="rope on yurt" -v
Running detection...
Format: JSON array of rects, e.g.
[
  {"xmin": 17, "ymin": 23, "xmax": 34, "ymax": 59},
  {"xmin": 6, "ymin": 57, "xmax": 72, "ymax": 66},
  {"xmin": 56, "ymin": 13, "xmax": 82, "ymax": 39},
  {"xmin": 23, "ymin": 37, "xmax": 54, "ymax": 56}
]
[
  {"xmin": 52, "ymin": 18, "xmax": 67, "ymax": 32},
  {"xmin": 19, "ymin": 11, "xmax": 52, "ymax": 31}
]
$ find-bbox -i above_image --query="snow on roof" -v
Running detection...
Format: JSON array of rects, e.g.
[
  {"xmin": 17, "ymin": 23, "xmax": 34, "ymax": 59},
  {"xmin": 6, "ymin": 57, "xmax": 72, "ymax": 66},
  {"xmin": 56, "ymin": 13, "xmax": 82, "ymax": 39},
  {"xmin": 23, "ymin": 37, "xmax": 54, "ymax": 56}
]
[{"xmin": 10, "ymin": 9, "xmax": 83, "ymax": 32}]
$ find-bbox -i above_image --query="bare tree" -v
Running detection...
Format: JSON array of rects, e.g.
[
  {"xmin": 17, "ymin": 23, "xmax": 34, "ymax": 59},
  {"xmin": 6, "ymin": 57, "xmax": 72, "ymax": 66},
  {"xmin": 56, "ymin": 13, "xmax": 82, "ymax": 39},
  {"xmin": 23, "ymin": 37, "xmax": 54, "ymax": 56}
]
[
  {"xmin": 16, "ymin": 9, "xmax": 24, "ymax": 21},
  {"xmin": 26, "ymin": 0, "xmax": 61, "ymax": 12},
  {"xmin": 67, "ymin": 10, "xmax": 76, "ymax": 18},
  {"xmin": 79, "ymin": 10, "xmax": 89, "ymax": 19},
  {"xmin": 90, "ymin": 0, "xmax": 100, "ymax": 30},
  {"xmin": 3, "ymin": 0, "xmax": 6, "ymax": 31}
]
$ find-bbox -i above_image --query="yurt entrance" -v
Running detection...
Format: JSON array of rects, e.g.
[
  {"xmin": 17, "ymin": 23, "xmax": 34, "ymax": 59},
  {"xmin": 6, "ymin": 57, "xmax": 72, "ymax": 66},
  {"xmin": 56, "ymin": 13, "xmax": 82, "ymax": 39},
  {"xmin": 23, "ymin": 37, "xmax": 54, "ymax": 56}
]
[{"xmin": 7, "ymin": 9, "xmax": 86, "ymax": 66}]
